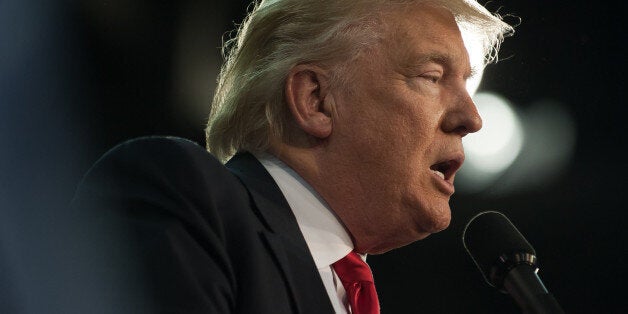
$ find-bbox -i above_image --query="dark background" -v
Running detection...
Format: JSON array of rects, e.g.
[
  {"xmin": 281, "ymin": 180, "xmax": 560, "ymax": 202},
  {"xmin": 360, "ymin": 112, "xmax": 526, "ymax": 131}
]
[{"xmin": 1, "ymin": 0, "xmax": 625, "ymax": 313}]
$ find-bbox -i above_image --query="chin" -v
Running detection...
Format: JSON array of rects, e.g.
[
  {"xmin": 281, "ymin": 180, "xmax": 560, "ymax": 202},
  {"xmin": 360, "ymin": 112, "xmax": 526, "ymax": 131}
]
[
  {"xmin": 419, "ymin": 207, "xmax": 452, "ymax": 234},
  {"xmin": 359, "ymin": 227, "xmax": 435, "ymax": 255},
  {"xmin": 356, "ymin": 207, "xmax": 452, "ymax": 254}
]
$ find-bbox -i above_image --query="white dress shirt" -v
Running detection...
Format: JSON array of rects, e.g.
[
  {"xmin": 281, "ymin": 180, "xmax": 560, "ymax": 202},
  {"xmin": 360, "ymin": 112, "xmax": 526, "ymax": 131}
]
[{"xmin": 256, "ymin": 153, "xmax": 354, "ymax": 313}]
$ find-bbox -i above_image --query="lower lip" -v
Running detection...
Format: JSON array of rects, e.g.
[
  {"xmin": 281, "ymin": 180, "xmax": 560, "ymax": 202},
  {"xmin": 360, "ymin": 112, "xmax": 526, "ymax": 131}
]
[{"xmin": 431, "ymin": 171, "xmax": 455, "ymax": 195}]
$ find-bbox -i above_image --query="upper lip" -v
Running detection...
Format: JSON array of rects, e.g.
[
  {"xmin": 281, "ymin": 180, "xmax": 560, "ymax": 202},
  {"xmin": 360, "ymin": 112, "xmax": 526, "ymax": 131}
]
[{"xmin": 430, "ymin": 153, "xmax": 465, "ymax": 181}]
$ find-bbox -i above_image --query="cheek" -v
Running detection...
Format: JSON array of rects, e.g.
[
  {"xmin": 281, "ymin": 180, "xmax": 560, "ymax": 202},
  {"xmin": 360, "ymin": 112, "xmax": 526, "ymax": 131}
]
[
  {"xmin": 336, "ymin": 85, "xmax": 442, "ymax": 161},
  {"xmin": 338, "ymin": 103, "xmax": 399, "ymax": 150},
  {"xmin": 394, "ymin": 109, "xmax": 441, "ymax": 158},
  {"xmin": 401, "ymin": 183, "xmax": 452, "ymax": 232}
]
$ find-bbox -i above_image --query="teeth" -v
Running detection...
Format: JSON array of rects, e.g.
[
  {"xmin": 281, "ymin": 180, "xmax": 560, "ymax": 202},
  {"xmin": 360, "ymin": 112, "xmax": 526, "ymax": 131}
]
[{"xmin": 432, "ymin": 169, "xmax": 445, "ymax": 180}]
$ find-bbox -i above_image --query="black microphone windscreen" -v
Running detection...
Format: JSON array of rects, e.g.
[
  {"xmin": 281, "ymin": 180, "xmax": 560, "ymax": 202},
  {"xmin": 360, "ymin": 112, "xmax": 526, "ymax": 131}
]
[{"xmin": 462, "ymin": 211, "xmax": 536, "ymax": 287}]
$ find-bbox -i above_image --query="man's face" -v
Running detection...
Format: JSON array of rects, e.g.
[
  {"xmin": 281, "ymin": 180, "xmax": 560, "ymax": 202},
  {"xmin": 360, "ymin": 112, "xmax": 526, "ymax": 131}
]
[{"xmin": 323, "ymin": 4, "xmax": 482, "ymax": 253}]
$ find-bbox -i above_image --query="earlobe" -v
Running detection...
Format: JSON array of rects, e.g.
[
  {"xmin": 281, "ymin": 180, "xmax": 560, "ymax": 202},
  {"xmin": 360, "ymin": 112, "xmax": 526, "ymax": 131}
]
[{"xmin": 285, "ymin": 64, "xmax": 333, "ymax": 139}]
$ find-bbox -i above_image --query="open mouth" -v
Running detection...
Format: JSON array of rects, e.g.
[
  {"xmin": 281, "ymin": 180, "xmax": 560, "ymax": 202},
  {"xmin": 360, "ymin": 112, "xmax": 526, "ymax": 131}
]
[{"xmin": 430, "ymin": 158, "xmax": 463, "ymax": 181}]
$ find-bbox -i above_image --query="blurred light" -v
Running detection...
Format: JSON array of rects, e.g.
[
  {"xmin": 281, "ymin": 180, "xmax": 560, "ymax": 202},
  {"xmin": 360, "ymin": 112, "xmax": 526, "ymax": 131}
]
[
  {"xmin": 490, "ymin": 100, "xmax": 577, "ymax": 195},
  {"xmin": 462, "ymin": 33, "xmax": 484, "ymax": 96},
  {"xmin": 466, "ymin": 69, "xmax": 483, "ymax": 97},
  {"xmin": 457, "ymin": 93, "xmax": 577, "ymax": 195},
  {"xmin": 464, "ymin": 93, "xmax": 524, "ymax": 171}
]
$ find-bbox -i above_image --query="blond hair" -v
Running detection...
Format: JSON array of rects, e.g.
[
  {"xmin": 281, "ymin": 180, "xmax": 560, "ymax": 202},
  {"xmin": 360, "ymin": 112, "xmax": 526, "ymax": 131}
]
[{"xmin": 206, "ymin": 0, "xmax": 514, "ymax": 162}]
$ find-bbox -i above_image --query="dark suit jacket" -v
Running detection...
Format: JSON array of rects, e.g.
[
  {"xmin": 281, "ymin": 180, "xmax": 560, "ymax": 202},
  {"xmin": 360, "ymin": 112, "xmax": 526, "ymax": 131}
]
[{"xmin": 70, "ymin": 136, "xmax": 335, "ymax": 314}]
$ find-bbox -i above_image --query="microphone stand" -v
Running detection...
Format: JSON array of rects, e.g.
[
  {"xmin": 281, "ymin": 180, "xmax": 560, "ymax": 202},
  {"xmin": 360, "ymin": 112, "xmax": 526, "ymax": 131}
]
[{"xmin": 503, "ymin": 264, "xmax": 564, "ymax": 314}]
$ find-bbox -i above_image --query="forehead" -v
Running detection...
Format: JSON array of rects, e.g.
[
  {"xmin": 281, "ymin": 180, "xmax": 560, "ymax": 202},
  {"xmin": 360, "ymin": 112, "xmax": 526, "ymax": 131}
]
[{"xmin": 380, "ymin": 3, "xmax": 470, "ymax": 71}]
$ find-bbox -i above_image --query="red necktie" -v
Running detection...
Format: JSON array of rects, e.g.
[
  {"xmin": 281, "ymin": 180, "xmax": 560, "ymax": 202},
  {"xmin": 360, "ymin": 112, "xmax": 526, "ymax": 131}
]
[{"xmin": 332, "ymin": 251, "xmax": 380, "ymax": 314}]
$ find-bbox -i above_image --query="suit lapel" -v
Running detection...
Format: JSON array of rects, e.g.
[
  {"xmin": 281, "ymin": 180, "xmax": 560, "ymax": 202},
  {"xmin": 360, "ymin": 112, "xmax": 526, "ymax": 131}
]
[{"xmin": 226, "ymin": 152, "xmax": 335, "ymax": 314}]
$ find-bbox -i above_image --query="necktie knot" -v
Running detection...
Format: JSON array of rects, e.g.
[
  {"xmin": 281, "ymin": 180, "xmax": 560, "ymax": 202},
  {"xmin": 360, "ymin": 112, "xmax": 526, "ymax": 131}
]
[
  {"xmin": 332, "ymin": 251, "xmax": 380, "ymax": 314},
  {"xmin": 333, "ymin": 251, "xmax": 374, "ymax": 284}
]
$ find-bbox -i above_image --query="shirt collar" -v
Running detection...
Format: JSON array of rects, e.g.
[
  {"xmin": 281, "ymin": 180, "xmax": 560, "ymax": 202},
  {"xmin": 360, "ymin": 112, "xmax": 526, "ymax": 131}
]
[{"xmin": 254, "ymin": 153, "xmax": 353, "ymax": 268}]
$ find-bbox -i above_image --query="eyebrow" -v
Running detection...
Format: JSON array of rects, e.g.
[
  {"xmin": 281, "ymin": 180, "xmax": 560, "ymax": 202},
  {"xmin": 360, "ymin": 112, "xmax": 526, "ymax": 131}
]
[{"xmin": 410, "ymin": 52, "xmax": 476, "ymax": 79}]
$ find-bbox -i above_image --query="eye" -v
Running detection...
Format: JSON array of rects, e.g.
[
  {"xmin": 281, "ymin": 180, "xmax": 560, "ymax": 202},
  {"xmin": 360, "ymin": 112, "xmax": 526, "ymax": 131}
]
[
  {"xmin": 420, "ymin": 71, "xmax": 442, "ymax": 84},
  {"xmin": 423, "ymin": 75, "xmax": 439, "ymax": 83}
]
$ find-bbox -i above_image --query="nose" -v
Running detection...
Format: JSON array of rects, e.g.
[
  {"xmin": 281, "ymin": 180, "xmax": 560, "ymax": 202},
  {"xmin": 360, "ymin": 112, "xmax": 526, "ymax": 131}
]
[{"xmin": 441, "ymin": 91, "xmax": 482, "ymax": 137}]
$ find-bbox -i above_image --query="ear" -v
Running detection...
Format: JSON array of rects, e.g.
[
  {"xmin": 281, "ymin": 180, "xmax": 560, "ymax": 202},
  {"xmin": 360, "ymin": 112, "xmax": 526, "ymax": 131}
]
[{"xmin": 285, "ymin": 64, "xmax": 333, "ymax": 139}]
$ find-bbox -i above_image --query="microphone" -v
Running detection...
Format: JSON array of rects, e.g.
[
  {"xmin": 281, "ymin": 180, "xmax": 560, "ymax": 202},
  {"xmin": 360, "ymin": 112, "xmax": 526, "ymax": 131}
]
[{"xmin": 462, "ymin": 211, "xmax": 564, "ymax": 314}]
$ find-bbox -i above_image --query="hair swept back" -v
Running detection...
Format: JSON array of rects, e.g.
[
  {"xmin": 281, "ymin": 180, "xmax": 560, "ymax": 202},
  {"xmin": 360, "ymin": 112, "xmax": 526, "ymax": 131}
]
[{"xmin": 206, "ymin": 0, "xmax": 514, "ymax": 162}]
